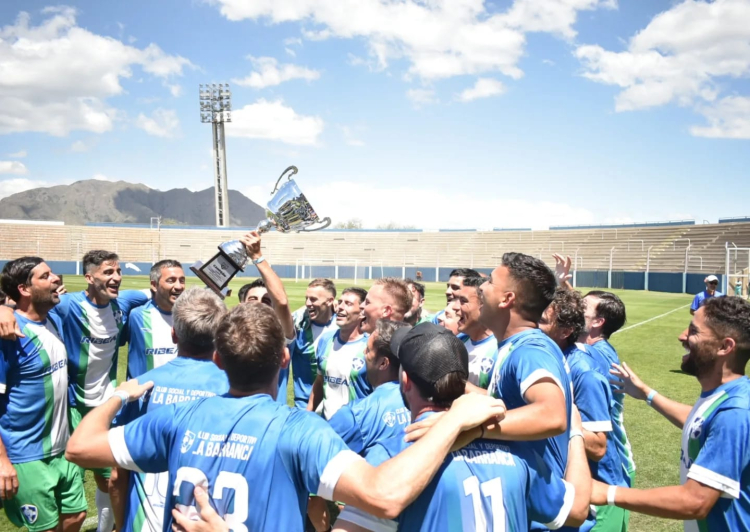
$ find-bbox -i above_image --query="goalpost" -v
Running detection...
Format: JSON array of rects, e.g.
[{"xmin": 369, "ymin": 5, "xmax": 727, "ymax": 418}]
[{"xmin": 725, "ymin": 243, "xmax": 750, "ymax": 297}]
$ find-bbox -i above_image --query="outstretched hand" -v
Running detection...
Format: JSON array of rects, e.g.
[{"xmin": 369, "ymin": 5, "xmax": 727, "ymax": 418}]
[
  {"xmin": 610, "ymin": 362, "xmax": 649, "ymax": 401},
  {"xmin": 171, "ymin": 487, "xmax": 228, "ymax": 532},
  {"xmin": 404, "ymin": 394, "xmax": 506, "ymax": 444},
  {"xmin": 115, "ymin": 379, "xmax": 155, "ymax": 403},
  {"xmin": 552, "ymin": 254, "xmax": 572, "ymax": 287},
  {"xmin": 240, "ymin": 231, "xmax": 262, "ymax": 261}
]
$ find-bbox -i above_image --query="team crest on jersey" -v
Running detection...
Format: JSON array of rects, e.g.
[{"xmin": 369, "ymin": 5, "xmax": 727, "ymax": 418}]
[
  {"xmin": 181, "ymin": 430, "xmax": 197, "ymax": 454},
  {"xmin": 113, "ymin": 309, "xmax": 124, "ymax": 325},
  {"xmin": 689, "ymin": 417, "xmax": 705, "ymax": 441},
  {"xmin": 383, "ymin": 411, "xmax": 397, "ymax": 427},
  {"xmin": 21, "ymin": 505, "xmax": 38, "ymax": 524},
  {"xmin": 351, "ymin": 358, "xmax": 365, "ymax": 372},
  {"xmin": 480, "ymin": 357, "xmax": 494, "ymax": 374}
]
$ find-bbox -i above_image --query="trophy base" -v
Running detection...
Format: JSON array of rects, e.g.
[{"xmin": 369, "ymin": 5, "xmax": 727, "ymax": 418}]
[{"xmin": 191, "ymin": 253, "xmax": 240, "ymax": 300}]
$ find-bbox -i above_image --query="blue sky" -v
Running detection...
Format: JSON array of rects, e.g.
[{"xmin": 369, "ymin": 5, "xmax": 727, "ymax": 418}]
[{"xmin": 0, "ymin": 0, "xmax": 748, "ymax": 229}]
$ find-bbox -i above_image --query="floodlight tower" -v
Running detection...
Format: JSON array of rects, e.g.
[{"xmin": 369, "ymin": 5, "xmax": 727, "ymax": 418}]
[{"xmin": 199, "ymin": 83, "xmax": 232, "ymax": 227}]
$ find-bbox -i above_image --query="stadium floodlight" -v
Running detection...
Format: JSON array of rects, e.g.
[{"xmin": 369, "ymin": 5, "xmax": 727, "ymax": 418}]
[{"xmin": 199, "ymin": 83, "xmax": 232, "ymax": 227}]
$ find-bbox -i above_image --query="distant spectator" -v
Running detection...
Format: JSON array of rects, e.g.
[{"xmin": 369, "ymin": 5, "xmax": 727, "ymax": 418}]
[
  {"xmin": 734, "ymin": 279, "xmax": 743, "ymax": 297},
  {"xmin": 690, "ymin": 275, "xmax": 724, "ymax": 315}
]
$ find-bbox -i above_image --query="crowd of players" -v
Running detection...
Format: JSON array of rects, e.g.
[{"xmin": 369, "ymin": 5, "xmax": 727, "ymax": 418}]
[{"xmin": 0, "ymin": 230, "xmax": 748, "ymax": 532}]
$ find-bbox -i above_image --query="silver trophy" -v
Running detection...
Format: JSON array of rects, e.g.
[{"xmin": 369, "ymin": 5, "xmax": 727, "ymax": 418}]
[{"xmin": 191, "ymin": 166, "xmax": 331, "ymax": 297}]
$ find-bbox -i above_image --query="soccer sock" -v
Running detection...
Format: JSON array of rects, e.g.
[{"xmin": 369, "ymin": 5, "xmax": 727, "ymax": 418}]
[{"xmin": 96, "ymin": 488, "xmax": 115, "ymax": 532}]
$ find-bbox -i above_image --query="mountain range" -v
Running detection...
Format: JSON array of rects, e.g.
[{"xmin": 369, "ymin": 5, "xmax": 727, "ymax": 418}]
[{"xmin": 0, "ymin": 180, "xmax": 266, "ymax": 226}]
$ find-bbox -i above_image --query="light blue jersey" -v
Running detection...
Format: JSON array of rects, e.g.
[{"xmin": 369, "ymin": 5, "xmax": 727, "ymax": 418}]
[
  {"xmin": 586, "ymin": 340, "xmax": 636, "ymax": 481},
  {"xmin": 316, "ymin": 330, "xmax": 371, "ymax": 419},
  {"xmin": 290, "ymin": 309, "xmax": 337, "ymax": 408},
  {"xmin": 487, "ymin": 328, "xmax": 572, "ymax": 532},
  {"xmin": 462, "ymin": 334, "xmax": 497, "ymax": 389},
  {"xmin": 691, "ymin": 290, "xmax": 724, "ymax": 312},
  {"xmin": 116, "ymin": 357, "xmax": 229, "ymax": 532},
  {"xmin": 565, "ymin": 344, "xmax": 626, "ymax": 490},
  {"xmin": 50, "ymin": 290, "xmax": 149, "ymax": 408},
  {"xmin": 328, "ymin": 381, "xmax": 409, "ymax": 457},
  {"xmin": 126, "ymin": 300, "xmax": 177, "ymax": 379},
  {"xmin": 358, "ymin": 413, "xmax": 575, "ymax": 532},
  {"xmin": 109, "ymin": 393, "xmax": 361, "ymax": 532},
  {"xmin": 0, "ymin": 312, "xmax": 69, "ymax": 463},
  {"xmin": 680, "ymin": 377, "xmax": 750, "ymax": 532}
]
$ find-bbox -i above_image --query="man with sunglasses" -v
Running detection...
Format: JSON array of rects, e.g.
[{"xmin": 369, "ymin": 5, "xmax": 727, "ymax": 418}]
[{"xmin": 690, "ymin": 275, "xmax": 724, "ymax": 316}]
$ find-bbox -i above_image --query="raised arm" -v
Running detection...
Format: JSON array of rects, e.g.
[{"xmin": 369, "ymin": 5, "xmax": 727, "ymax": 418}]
[
  {"xmin": 610, "ymin": 362, "xmax": 692, "ymax": 429},
  {"xmin": 240, "ymin": 232, "xmax": 295, "ymax": 340},
  {"xmin": 562, "ymin": 405, "xmax": 592, "ymax": 526},
  {"xmin": 552, "ymin": 254, "xmax": 574, "ymax": 291},
  {"xmin": 484, "ymin": 380, "xmax": 567, "ymax": 440}
]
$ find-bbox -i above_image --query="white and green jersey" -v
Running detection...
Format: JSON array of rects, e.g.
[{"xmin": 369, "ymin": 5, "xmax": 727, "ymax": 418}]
[
  {"xmin": 680, "ymin": 377, "xmax": 750, "ymax": 532},
  {"xmin": 0, "ymin": 312, "xmax": 69, "ymax": 462},
  {"xmin": 126, "ymin": 300, "xmax": 177, "ymax": 379},
  {"xmin": 462, "ymin": 333, "xmax": 497, "ymax": 389},
  {"xmin": 50, "ymin": 290, "xmax": 149, "ymax": 408},
  {"xmin": 316, "ymin": 330, "xmax": 372, "ymax": 419}
]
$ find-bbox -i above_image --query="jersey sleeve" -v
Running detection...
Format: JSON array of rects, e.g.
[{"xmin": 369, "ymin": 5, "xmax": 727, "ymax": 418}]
[
  {"xmin": 117, "ymin": 290, "xmax": 151, "ymax": 316},
  {"xmin": 687, "ymin": 407, "xmax": 750, "ymax": 499},
  {"xmin": 524, "ymin": 452, "xmax": 576, "ymax": 530},
  {"xmin": 574, "ymin": 371, "xmax": 613, "ymax": 433},
  {"xmin": 279, "ymin": 410, "xmax": 363, "ymax": 501},
  {"xmin": 328, "ymin": 406, "xmax": 365, "ymax": 454},
  {"xmin": 690, "ymin": 293, "xmax": 702, "ymax": 311},
  {"xmin": 512, "ymin": 347, "xmax": 566, "ymax": 401},
  {"xmin": 125, "ymin": 309, "xmax": 146, "ymax": 379},
  {"xmin": 108, "ymin": 402, "xmax": 178, "ymax": 473}
]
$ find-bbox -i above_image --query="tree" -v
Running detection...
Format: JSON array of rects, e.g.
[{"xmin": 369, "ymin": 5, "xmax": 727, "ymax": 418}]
[{"xmin": 333, "ymin": 218, "xmax": 363, "ymax": 229}]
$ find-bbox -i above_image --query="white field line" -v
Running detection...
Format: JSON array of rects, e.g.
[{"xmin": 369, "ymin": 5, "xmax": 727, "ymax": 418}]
[{"xmin": 612, "ymin": 303, "xmax": 691, "ymax": 336}]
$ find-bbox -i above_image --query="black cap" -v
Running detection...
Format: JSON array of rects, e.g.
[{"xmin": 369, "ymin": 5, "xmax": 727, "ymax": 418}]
[{"xmin": 390, "ymin": 322, "xmax": 469, "ymax": 391}]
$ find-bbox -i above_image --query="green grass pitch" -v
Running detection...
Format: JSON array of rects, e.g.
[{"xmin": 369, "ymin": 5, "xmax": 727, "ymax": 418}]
[{"xmin": 0, "ymin": 275, "xmax": 701, "ymax": 532}]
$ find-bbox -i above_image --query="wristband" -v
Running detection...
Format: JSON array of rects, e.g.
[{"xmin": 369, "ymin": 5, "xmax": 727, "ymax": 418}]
[
  {"xmin": 569, "ymin": 429, "xmax": 584, "ymax": 442},
  {"xmin": 252, "ymin": 256, "xmax": 265, "ymax": 265},
  {"xmin": 646, "ymin": 389, "xmax": 659, "ymax": 406},
  {"xmin": 113, "ymin": 390, "xmax": 129, "ymax": 410},
  {"xmin": 607, "ymin": 485, "xmax": 617, "ymax": 506}
]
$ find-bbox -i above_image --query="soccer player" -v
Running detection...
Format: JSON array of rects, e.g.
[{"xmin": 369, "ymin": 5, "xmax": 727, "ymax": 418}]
[
  {"xmin": 291, "ymin": 278, "xmax": 338, "ymax": 408},
  {"xmin": 308, "ymin": 287, "xmax": 370, "ymax": 420},
  {"xmin": 403, "ymin": 280, "xmax": 427, "ymax": 325},
  {"xmin": 0, "ymin": 257, "xmax": 87, "ymax": 532},
  {"xmin": 65, "ymin": 303, "xmax": 508, "ymax": 532},
  {"xmin": 237, "ymin": 279, "xmax": 271, "ymax": 306},
  {"xmin": 456, "ymin": 276, "xmax": 497, "ymax": 391},
  {"xmin": 239, "ymin": 231, "xmax": 296, "ymax": 405},
  {"xmin": 126, "ymin": 260, "xmax": 185, "ymax": 379},
  {"xmin": 359, "ymin": 278, "xmax": 412, "ymax": 334},
  {"xmin": 408, "ymin": 253, "xmax": 572, "ymax": 532},
  {"xmin": 428, "ymin": 268, "xmax": 480, "ymax": 324},
  {"xmin": 328, "ymin": 319, "xmax": 411, "ymax": 455},
  {"xmin": 334, "ymin": 322, "xmax": 591, "ymax": 532},
  {"xmin": 593, "ymin": 297, "xmax": 750, "ymax": 532},
  {"xmin": 111, "ymin": 288, "xmax": 228, "ymax": 532},
  {"xmin": 541, "ymin": 288, "xmax": 629, "ymax": 531},
  {"xmin": 690, "ymin": 275, "xmax": 724, "ymax": 315},
  {"xmin": 436, "ymin": 299, "xmax": 461, "ymax": 334},
  {"xmin": 581, "ymin": 291, "xmax": 636, "ymax": 487},
  {"xmin": 0, "ymin": 250, "xmax": 150, "ymax": 532}
]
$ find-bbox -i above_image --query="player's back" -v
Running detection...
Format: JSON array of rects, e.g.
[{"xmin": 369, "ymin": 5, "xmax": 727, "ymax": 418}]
[
  {"xmin": 115, "ymin": 393, "xmax": 355, "ymax": 532},
  {"xmin": 365, "ymin": 433, "xmax": 572, "ymax": 532}
]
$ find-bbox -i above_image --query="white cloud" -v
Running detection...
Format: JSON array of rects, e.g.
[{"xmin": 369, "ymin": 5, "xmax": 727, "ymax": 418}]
[
  {"xmin": 0, "ymin": 178, "xmax": 51, "ymax": 199},
  {"xmin": 212, "ymin": 0, "xmax": 613, "ymax": 84},
  {"xmin": 167, "ymin": 83, "xmax": 183, "ymax": 97},
  {"xmin": 232, "ymin": 56, "xmax": 321, "ymax": 88},
  {"xmin": 135, "ymin": 108, "xmax": 180, "ymax": 138},
  {"xmin": 457, "ymin": 78, "xmax": 506, "ymax": 102},
  {"xmin": 295, "ymin": 180, "xmax": 595, "ymax": 230},
  {"xmin": 7, "ymin": 150, "xmax": 26, "ymax": 158},
  {"xmin": 575, "ymin": 0, "xmax": 750, "ymax": 138},
  {"xmin": 407, "ymin": 88, "xmax": 438, "ymax": 107},
  {"xmin": 227, "ymin": 99, "xmax": 324, "ymax": 145},
  {"xmin": 284, "ymin": 47, "xmax": 296, "ymax": 57},
  {"xmin": 340, "ymin": 125, "xmax": 365, "ymax": 146},
  {"xmin": 92, "ymin": 173, "xmax": 117, "ymax": 182},
  {"xmin": 690, "ymin": 96, "xmax": 750, "ymax": 139},
  {"xmin": 0, "ymin": 7, "xmax": 193, "ymax": 136},
  {"xmin": 0, "ymin": 161, "xmax": 28, "ymax": 175},
  {"xmin": 70, "ymin": 139, "xmax": 95, "ymax": 152}
]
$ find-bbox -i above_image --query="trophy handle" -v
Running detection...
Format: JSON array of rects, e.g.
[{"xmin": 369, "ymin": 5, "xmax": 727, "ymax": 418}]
[
  {"xmin": 271, "ymin": 166, "xmax": 298, "ymax": 195},
  {"xmin": 299, "ymin": 217, "xmax": 331, "ymax": 232}
]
